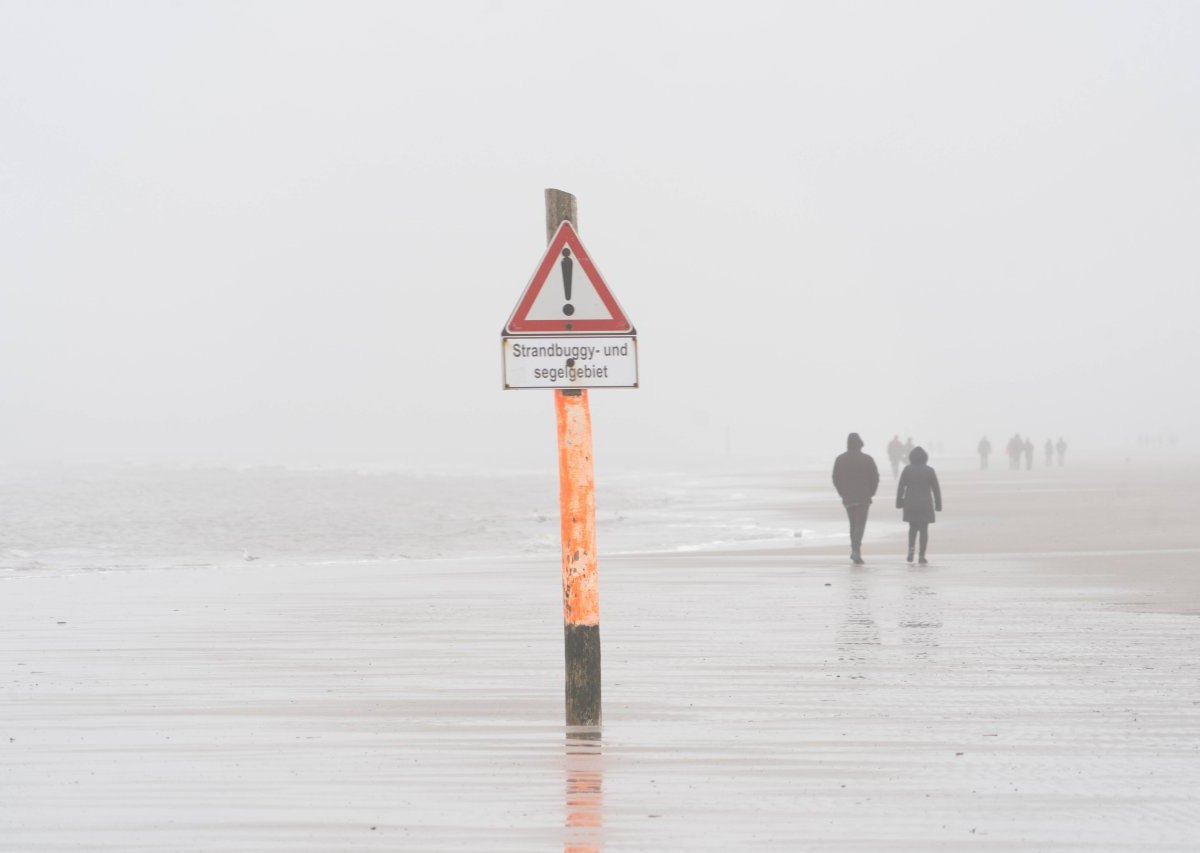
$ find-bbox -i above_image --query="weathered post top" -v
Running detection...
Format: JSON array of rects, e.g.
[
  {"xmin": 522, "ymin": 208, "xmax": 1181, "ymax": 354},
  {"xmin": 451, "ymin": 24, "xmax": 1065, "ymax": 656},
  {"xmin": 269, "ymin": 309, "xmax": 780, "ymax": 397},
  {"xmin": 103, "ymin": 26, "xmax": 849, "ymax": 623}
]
[{"xmin": 545, "ymin": 188, "xmax": 578, "ymax": 242}]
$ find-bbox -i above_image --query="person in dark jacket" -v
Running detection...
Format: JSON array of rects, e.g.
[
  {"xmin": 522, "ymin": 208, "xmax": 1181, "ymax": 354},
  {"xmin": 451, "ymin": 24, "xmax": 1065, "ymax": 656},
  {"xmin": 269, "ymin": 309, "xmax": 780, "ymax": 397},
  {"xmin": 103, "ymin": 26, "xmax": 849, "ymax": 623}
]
[
  {"xmin": 896, "ymin": 446, "xmax": 942, "ymax": 565},
  {"xmin": 832, "ymin": 433, "xmax": 880, "ymax": 565}
]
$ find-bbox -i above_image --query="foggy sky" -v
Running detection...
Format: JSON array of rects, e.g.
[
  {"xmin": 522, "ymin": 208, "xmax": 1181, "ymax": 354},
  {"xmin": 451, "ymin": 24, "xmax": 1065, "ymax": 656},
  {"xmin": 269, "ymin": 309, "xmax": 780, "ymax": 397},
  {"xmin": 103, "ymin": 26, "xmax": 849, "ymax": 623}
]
[{"xmin": 2, "ymin": 1, "xmax": 1198, "ymax": 471}]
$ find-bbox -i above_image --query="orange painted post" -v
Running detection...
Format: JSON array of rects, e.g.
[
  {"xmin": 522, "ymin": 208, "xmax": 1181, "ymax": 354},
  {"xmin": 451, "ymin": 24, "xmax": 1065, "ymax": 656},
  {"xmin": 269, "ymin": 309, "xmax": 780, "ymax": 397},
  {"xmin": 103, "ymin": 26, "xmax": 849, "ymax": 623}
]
[{"xmin": 546, "ymin": 188, "xmax": 601, "ymax": 727}]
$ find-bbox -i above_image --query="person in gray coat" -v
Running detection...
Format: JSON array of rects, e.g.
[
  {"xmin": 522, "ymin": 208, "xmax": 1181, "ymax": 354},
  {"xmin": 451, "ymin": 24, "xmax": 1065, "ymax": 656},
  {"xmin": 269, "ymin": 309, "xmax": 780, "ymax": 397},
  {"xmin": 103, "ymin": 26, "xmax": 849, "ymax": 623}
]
[
  {"xmin": 832, "ymin": 432, "xmax": 880, "ymax": 565},
  {"xmin": 896, "ymin": 446, "xmax": 942, "ymax": 565}
]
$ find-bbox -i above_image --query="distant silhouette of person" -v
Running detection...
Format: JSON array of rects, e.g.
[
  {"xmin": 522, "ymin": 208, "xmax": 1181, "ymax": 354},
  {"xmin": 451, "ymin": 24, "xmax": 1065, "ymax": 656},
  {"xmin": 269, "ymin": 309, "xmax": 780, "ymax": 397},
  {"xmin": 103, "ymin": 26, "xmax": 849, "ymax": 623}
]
[
  {"xmin": 977, "ymin": 436, "xmax": 992, "ymax": 470},
  {"xmin": 832, "ymin": 433, "xmax": 880, "ymax": 566},
  {"xmin": 902, "ymin": 437, "xmax": 914, "ymax": 464},
  {"xmin": 1023, "ymin": 437, "xmax": 1034, "ymax": 470},
  {"xmin": 1006, "ymin": 434, "xmax": 1022, "ymax": 470},
  {"xmin": 1056, "ymin": 436, "xmax": 1067, "ymax": 467},
  {"xmin": 886, "ymin": 435, "xmax": 903, "ymax": 478},
  {"xmin": 1044, "ymin": 438, "xmax": 1054, "ymax": 467},
  {"xmin": 897, "ymin": 446, "xmax": 942, "ymax": 565}
]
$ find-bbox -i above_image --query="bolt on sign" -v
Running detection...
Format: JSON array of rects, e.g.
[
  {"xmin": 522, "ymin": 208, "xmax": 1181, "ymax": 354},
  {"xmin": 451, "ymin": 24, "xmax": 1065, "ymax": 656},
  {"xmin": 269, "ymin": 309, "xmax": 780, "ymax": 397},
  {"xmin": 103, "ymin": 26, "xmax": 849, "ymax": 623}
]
[{"xmin": 501, "ymin": 221, "xmax": 638, "ymax": 390}]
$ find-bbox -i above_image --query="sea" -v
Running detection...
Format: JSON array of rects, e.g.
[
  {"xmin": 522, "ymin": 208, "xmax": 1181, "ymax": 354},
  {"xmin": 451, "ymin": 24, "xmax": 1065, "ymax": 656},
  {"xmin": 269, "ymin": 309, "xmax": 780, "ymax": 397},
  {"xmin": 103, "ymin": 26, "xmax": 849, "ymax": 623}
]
[{"xmin": 0, "ymin": 463, "xmax": 843, "ymax": 580}]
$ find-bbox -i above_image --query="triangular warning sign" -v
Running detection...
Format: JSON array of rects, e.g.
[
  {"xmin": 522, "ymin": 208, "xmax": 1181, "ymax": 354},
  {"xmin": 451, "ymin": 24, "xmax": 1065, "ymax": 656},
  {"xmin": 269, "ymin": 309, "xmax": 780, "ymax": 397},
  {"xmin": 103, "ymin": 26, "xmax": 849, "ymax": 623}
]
[{"xmin": 504, "ymin": 221, "xmax": 633, "ymax": 334}]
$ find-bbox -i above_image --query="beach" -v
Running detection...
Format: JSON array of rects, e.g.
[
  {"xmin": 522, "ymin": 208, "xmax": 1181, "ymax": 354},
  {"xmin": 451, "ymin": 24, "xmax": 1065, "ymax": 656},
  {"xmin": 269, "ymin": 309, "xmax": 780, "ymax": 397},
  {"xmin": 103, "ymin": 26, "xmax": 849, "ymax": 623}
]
[
  {"xmin": 7, "ymin": 1, "xmax": 1199, "ymax": 849},
  {"xmin": 2, "ymin": 462, "xmax": 1199, "ymax": 851}
]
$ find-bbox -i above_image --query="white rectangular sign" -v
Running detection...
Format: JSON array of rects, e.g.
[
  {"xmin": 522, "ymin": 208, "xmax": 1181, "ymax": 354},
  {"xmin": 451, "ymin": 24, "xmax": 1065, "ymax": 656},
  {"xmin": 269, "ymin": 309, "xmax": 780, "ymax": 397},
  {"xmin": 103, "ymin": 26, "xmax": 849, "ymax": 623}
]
[{"xmin": 502, "ymin": 335, "xmax": 638, "ymax": 390}]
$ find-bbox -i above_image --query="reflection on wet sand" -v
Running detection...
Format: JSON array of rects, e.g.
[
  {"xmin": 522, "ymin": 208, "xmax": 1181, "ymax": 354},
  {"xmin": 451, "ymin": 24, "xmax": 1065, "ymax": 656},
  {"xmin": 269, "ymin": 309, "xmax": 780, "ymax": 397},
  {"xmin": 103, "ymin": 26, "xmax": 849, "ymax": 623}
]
[
  {"xmin": 837, "ymin": 566, "xmax": 944, "ymax": 669},
  {"xmin": 564, "ymin": 729, "xmax": 604, "ymax": 853},
  {"xmin": 901, "ymin": 570, "xmax": 942, "ymax": 659},
  {"xmin": 837, "ymin": 567, "xmax": 880, "ymax": 668}
]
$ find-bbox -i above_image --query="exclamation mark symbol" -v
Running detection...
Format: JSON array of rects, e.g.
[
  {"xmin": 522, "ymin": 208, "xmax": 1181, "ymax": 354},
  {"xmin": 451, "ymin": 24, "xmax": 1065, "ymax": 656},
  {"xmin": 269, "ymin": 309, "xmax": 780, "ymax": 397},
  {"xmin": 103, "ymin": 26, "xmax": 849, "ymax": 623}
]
[{"xmin": 561, "ymin": 248, "xmax": 575, "ymax": 316}]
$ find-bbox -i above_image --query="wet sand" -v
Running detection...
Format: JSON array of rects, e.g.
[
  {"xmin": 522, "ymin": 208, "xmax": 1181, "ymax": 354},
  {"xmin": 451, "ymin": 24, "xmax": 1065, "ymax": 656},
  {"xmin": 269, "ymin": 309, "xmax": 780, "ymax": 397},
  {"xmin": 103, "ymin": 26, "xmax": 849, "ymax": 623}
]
[{"xmin": 3, "ymin": 465, "xmax": 1199, "ymax": 850}]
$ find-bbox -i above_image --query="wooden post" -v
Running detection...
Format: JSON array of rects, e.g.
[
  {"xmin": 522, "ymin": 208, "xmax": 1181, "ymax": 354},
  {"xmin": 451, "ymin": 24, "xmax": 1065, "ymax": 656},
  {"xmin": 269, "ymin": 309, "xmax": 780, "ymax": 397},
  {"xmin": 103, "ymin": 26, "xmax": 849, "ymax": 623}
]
[{"xmin": 546, "ymin": 188, "xmax": 601, "ymax": 727}]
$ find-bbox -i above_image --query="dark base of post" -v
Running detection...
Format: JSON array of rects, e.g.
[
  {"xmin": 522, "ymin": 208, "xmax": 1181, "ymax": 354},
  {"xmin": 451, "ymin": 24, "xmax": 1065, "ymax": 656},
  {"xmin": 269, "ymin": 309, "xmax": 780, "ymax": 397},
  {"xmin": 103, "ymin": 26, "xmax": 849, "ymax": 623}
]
[{"xmin": 564, "ymin": 623, "xmax": 602, "ymax": 726}]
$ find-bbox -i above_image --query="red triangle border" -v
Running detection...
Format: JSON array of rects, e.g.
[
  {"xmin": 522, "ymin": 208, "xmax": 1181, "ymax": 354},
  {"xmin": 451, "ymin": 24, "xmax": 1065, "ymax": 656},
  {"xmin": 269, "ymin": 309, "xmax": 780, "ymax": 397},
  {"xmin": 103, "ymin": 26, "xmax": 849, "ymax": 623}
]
[{"xmin": 505, "ymin": 221, "xmax": 633, "ymax": 334}]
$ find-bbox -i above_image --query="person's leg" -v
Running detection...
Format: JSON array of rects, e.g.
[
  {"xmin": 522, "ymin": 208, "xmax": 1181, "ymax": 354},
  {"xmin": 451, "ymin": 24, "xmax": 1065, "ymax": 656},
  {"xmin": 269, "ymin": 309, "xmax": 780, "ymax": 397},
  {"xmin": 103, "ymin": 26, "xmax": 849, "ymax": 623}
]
[
  {"xmin": 855, "ymin": 503, "xmax": 870, "ymax": 560},
  {"xmin": 848, "ymin": 504, "xmax": 867, "ymax": 562},
  {"xmin": 918, "ymin": 523, "xmax": 929, "ymax": 562},
  {"xmin": 845, "ymin": 505, "xmax": 861, "ymax": 559},
  {"xmin": 907, "ymin": 523, "xmax": 917, "ymax": 562}
]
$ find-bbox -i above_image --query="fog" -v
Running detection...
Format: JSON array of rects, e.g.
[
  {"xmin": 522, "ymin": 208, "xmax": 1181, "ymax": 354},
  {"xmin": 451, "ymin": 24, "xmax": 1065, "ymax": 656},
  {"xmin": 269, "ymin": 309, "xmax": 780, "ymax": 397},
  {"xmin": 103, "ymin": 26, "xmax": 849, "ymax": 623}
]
[{"xmin": 3, "ymin": 1, "xmax": 1197, "ymax": 471}]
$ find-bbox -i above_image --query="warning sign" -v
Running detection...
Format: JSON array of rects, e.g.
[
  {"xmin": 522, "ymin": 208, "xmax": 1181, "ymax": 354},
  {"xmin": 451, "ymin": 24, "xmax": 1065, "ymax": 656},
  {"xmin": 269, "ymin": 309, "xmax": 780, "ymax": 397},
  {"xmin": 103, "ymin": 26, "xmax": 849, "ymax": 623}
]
[
  {"xmin": 504, "ymin": 221, "xmax": 633, "ymax": 334},
  {"xmin": 502, "ymin": 335, "xmax": 638, "ymax": 389}
]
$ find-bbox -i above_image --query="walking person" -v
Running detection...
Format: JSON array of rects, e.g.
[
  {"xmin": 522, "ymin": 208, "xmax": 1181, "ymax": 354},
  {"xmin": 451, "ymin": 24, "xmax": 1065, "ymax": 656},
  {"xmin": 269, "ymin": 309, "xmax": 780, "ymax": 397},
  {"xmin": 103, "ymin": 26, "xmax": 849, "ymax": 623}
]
[
  {"xmin": 978, "ymin": 436, "xmax": 992, "ymax": 470},
  {"xmin": 832, "ymin": 433, "xmax": 880, "ymax": 566},
  {"xmin": 1044, "ymin": 438, "xmax": 1054, "ymax": 467},
  {"xmin": 1024, "ymin": 436, "xmax": 1034, "ymax": 470},
  {"xmin": 1007, "ymin": 434, "xmax": 1022, "ymax": 470},
  {"xmin": 887, "ymin": 435, "xmax": 903, "ymax": 478},
  {"xmin": 1056, "ymin": 436, "xmax": 1068, "ymax": 466},
  {"xmin": 896, "ymin": 446, "xmax": 942, "ymax": 565}
]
